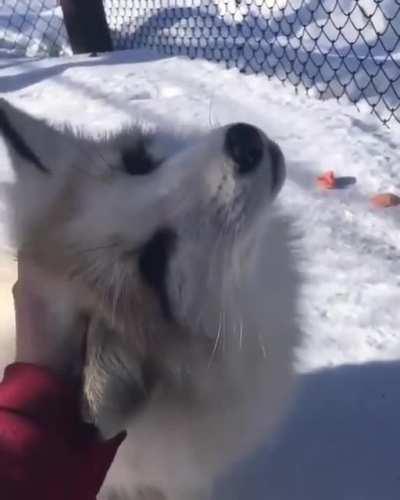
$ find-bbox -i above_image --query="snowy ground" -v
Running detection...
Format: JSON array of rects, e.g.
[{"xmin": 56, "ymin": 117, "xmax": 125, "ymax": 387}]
[{"xmin": 1, "ymin": 49, "xmax": 400, "ymax": 499}]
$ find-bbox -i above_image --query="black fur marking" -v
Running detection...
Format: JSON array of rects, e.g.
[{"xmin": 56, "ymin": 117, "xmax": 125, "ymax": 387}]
[
  {"xmin": 138, "ymin": 228, "xmax": 176, "ymax": 320},
  {"xmin": 268, "ymin": 141, "xmax": 283, "ymax": 192},
  {"xmin": 122, "ymin": 140, "xmax": 159, "ymax": 175},
  {"xmin": 141, "ymin": 358, "xmax": 163, "ymax": 394},
  {"xmin": 0, "ymin": 109, "xmax": 49, "ymax": 174}
]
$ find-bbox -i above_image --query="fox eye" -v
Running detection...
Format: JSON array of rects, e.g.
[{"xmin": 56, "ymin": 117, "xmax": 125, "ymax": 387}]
[{"xmin": 121, "ymin": 141, "xmax": 159, "ymax": 175}]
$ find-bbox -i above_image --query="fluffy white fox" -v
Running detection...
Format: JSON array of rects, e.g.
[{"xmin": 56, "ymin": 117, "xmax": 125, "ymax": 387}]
[{"xmin": 0, "ymin": 98, "xmax": 301, "ymax": 500}]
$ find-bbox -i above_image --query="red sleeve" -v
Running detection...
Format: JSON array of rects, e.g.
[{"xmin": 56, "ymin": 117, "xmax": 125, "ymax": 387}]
[{"xmin": 0, "ymin": 363, "xmax": 126, "ymax": 500}]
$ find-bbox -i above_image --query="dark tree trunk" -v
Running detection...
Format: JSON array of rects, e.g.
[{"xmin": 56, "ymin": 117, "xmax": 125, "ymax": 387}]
[{"xmin": 60, "ymin": 0, "xmax": 112, "ymax": 54}]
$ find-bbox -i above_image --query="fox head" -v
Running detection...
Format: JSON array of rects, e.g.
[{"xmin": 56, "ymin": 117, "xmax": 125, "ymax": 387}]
[{"xmin": 0, "ymin": 99, "xmax": 299, "ymax": 421}]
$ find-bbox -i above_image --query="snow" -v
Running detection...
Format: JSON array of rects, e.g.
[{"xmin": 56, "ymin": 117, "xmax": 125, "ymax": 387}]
[{"xmin": 1, "ymin": 49, "xmax": 400, "ymax": 498}]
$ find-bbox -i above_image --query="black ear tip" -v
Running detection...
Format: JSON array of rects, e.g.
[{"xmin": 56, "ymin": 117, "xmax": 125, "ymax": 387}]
[
  {"xmin": 0, "ymin": 103, "xmax": 49, "ymax": 174},
  {"xmin": 0, "ymin": 99, "xmax": 13, "ymax": 116}
]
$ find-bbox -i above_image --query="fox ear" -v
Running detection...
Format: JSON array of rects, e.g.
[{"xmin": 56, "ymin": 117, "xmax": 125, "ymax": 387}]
[
  {"xmin": 0, "ymin": 98, "xmax": 70, "ymax": 176},
  {"xmin": 0, "ymin": 99, "xmax": 76, "ymax": 246}
]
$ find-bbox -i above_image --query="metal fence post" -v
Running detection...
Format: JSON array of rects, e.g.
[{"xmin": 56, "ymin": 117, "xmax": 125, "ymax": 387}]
[{"xmin": 60, "ymin": 0, "xmax": 112, "ymax": 54}]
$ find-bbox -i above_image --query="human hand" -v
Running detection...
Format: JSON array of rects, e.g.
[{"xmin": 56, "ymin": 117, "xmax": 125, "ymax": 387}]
[{"xmin": 13, "ymin": 258, "xmax": 88, "ymax": 381}]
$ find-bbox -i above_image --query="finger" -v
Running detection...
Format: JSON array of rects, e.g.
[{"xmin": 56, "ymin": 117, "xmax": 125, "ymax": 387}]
[
  {"xmin": 12, "ymin": 281, "xmax": 19, "ymax": 300},
  {"xmin": 17, "ymin": 257, "xmax": 43, "ymax": 294}
]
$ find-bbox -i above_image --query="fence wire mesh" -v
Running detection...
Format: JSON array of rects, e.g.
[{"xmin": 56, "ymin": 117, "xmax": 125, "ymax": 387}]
[
  {"xmin": 1, "ymin": 1, "xmax": 400, "ymax": 125},
  {"xmin": 104, "ymin": 0, "xmax": 400, "ymax": 125},
  {"xmin": 0, "ymin": 0, "xmax": 70, "ymax": 57}
]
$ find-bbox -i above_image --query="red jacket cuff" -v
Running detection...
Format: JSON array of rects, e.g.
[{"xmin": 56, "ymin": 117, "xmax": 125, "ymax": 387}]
[
  {"xmin": 0, "ymin": 363, "xmax": 80, "ymax": 437},
  {"xmin": 0, "ymin": 363, "xmax": 126, "ymax": 500}
]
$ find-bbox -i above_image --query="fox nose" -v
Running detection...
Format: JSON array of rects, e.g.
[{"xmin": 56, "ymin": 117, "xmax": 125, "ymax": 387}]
[{"xmin": 224, "ymin": 123, "xmax": 264, "ymax": 175}]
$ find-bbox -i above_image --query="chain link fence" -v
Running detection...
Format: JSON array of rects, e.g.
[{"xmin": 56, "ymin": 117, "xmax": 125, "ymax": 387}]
[
  {"xmin": 0, "ymin": 0, "xmax": 70, "ymax": 57},
  {"xmin": 104, "ymin": 0, "xmax": 400, "ymax": 125},
  {"xmin": 1, "ymin": 1, "xmax": 400, "ymax": 125}
]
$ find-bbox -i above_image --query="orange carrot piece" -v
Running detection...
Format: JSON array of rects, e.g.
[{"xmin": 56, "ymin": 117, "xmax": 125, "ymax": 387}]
[
  {"xmin": 371, "ymin": 193, "xmax": 400, "ymax": 208},
  {"xmin": 317, "ymin": 170, "xmax": 337, "ymax": 190}
]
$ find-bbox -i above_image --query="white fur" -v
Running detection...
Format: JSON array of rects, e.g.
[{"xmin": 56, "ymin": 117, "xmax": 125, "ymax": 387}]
[{"xmin": 0, "ymin": 99, "xmax": 302, "ymax": 500}]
